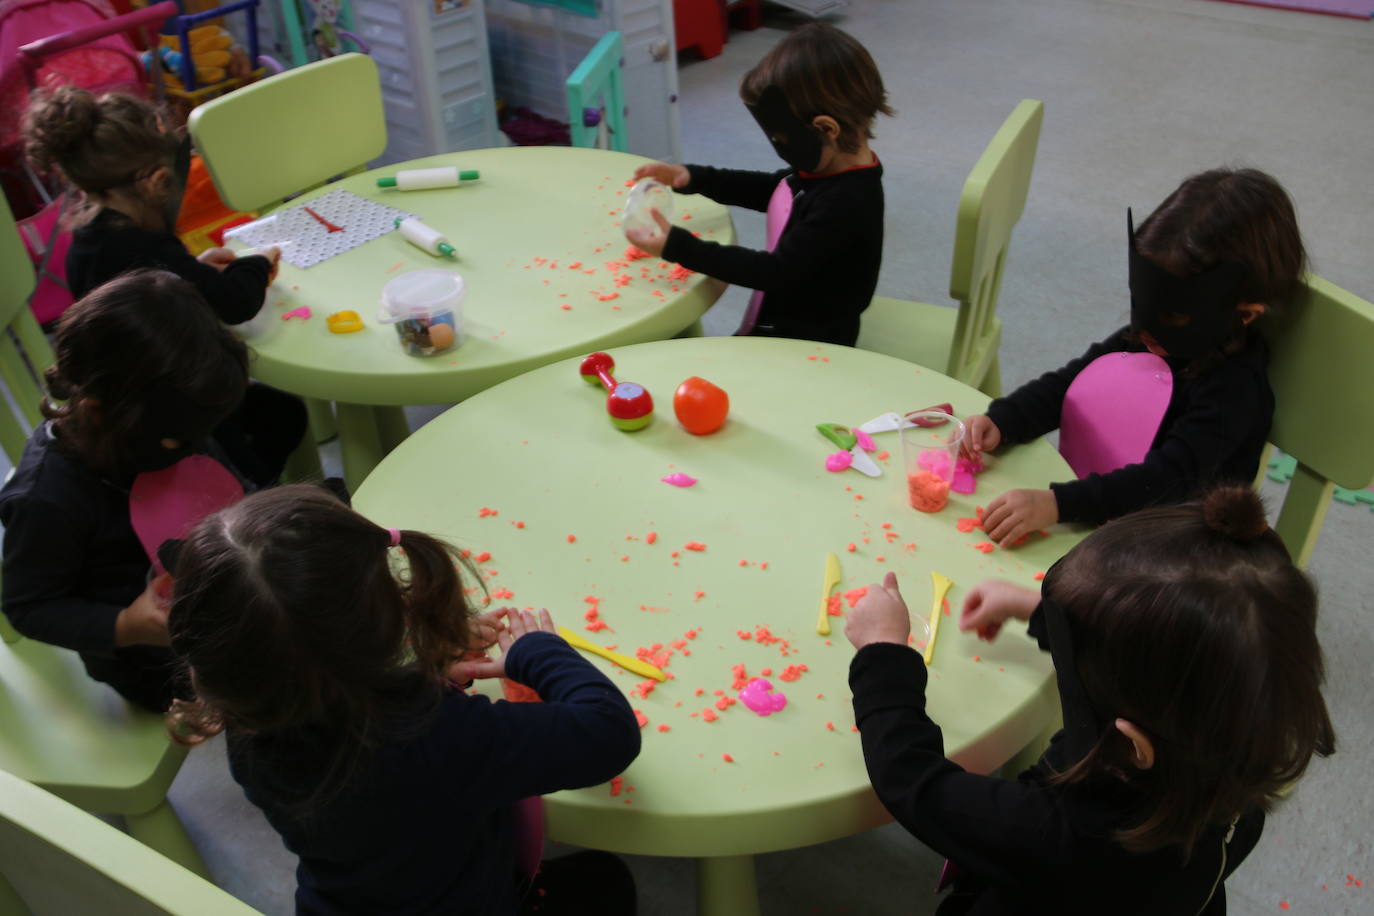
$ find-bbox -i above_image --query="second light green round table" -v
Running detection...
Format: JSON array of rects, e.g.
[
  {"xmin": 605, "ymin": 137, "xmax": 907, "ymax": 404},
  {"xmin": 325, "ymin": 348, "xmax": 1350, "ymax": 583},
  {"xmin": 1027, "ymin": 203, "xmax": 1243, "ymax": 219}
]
[
  {"xmin": 230, "ymin": 146, "xmax": 734, "ymax": 488},
  {"xmin": 354, "ymin": 336, "xmax": 1086, "ymax": 916}
]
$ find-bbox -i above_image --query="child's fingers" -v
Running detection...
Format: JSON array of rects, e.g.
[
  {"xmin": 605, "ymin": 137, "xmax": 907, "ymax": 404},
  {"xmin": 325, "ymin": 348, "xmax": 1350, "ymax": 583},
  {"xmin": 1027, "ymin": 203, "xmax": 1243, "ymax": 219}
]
[
  {"xmin": 537, "ymin": 608, "xmax": 555, "ymax": 633},
  {"xmin": 958, "ymin": 588, "xmax": 985, "ymax": 630},
  {"xmin": 448, "ymin": 658, "xmax": 504, "ymax": 682},
  {"xmin": 882, "ymin": 571, "xmax": 902, "ymax": 601},
  {"xmin": 650, "ymin": 208, "xmax": 671, "ymax": 233}
]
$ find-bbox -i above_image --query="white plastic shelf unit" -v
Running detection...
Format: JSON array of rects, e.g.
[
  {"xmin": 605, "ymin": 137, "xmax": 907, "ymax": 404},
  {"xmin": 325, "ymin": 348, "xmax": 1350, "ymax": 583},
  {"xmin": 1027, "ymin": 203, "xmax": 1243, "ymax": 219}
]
[
  {"xmin": 485, "ymin": 0, "xmax": 681, "ymax": 162},
  {"xmin": 352, "ymin": 0, "xmax": 504, "ymax": 166}
]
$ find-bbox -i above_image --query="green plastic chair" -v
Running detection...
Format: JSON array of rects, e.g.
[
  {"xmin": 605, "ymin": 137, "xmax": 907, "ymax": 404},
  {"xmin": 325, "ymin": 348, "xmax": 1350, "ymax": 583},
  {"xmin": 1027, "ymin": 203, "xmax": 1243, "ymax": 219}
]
[
  {"xmin": 0, "ymin": 769, "xmax": 259, "ymax": 915},
  {"xmin": 857, "ymin": 99, "xmax": 1044, "ymax": 396},
  {"xmin": 0, "ymin": 196, "xmax": 55, "ymax": 467},
  {"xmin": 1261, "ymin": 274, "xmax": 1374, "ymax": 568},
  {"xmin": 187, "ymin": 52, "xmax": 387, "ymax": 213},
  {"xmin": 189, "ymin": 52, "xmax": 389, "ymax": 459},
  {"xmin": 566, "ymin": 32, "xmax": 627, "ymax": 152}
]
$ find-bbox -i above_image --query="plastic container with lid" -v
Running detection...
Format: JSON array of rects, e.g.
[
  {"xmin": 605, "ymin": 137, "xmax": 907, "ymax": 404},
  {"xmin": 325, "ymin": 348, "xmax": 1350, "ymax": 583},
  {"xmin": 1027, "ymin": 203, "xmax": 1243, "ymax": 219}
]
[{"xmin": 377, "ymin": 269, "xmax": 466, "ymax": 357}]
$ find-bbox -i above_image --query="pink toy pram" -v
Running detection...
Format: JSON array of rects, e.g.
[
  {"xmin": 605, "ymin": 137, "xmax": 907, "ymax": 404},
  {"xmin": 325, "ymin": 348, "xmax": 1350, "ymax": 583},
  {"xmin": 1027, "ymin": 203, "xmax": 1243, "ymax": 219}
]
[{"xmin": 1, "ymin": 0, "xmax": 176, "ymax": 323}]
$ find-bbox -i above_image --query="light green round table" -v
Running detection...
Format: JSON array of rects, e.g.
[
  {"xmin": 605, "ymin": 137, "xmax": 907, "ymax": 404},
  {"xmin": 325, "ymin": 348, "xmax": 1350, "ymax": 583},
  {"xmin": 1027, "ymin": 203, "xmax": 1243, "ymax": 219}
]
[
  {"xmin": 231, "ymin": 146, "xmax": 734, "ymax": 490},
  {"xmin": 353, "ymin": 336, "xmax": 1086, "ymax": 916}
]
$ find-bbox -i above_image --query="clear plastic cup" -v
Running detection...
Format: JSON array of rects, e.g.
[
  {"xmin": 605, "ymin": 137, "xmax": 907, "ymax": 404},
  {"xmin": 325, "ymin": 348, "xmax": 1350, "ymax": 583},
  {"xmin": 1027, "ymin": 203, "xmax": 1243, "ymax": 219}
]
[
  {"xmin": 622, "ymin": 178, "xmax": 676, "ymax": 238},
  {"xmin": 377, "ymin": 269, "xmax": 465, "ymax": 357},
  {"xmin": 900, "ymin": 410, "xmax": 965, "ymax": 513}
]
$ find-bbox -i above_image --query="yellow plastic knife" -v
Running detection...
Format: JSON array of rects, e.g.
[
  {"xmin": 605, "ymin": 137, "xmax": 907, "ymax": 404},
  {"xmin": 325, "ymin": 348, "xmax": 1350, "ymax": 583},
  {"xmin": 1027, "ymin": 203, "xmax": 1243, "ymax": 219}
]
[
  {"xmin": 816, "ymin": 552, "xmax": 842, "ymax": 635},
  {"xmin": 924, "ymin": 571, "xmax": 954, "ymax": 666},
  {"xmin": 558, "ymin": 626, "xmax": 667, "ymax": 681}
]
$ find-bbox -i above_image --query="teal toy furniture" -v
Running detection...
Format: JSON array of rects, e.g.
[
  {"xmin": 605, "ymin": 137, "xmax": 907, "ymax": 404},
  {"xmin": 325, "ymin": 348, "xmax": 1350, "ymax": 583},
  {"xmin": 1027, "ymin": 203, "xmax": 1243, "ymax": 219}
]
[
  {"xmin": 857, "ymin": 99, "xmax": 1044, "ymax": 397},
  {"xmin": 0, "ymin": 196, "xmax": 55, "ymax": 465},
  {"xmin": 189, "ymin": 51, "xmax": 391, "ymax": 458},
  {"xmin": 0, "ymin": 769, "xmax": 258, "ymax": 915},
  {"xmin": 1262, "ymin": 274, "xmax": 1374, "ymax": 568},
  {"xmin": 0, "ymin": 197, "xmax": 206, "ymax": 884},
  {"xmin": 566, "ymin": 32, "xmax": 626, "ymax": 152}
]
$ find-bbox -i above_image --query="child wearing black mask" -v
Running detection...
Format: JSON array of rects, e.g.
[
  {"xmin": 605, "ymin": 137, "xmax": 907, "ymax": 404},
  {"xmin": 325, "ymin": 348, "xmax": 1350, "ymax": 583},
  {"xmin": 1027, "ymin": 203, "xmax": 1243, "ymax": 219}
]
[
  {"xmin": 628, "ymin": 23, "xmax": 892, "ymax": 346},
  {"xmin": 0, "ymin": 271, "xmax": 251, "ymax": 712},
  {"xmin": 960, "ymin": 168, "xmax": 1307, "ymax": 545}
]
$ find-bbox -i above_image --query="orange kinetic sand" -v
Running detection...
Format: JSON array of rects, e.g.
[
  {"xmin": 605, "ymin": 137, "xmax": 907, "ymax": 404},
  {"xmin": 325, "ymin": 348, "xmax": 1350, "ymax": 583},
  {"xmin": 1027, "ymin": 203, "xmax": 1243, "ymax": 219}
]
[{"xmin": 907, "ymin": 471, "xmax": 950, "ymax": 512}]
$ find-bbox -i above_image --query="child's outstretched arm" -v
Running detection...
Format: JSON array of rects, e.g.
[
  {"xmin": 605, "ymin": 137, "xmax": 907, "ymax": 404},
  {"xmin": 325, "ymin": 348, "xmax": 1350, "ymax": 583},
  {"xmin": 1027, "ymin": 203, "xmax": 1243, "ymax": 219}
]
[
  {"xmin": 847, "ymin": 575, "xmax": 1076, "ymax": 891},
  {"xmin": 634, "ymin": 162, "xmax": 784, "ymax": 212},
  {"xmin": 442, "ymin": 609, "xmax": 641, "ymax": 799}
]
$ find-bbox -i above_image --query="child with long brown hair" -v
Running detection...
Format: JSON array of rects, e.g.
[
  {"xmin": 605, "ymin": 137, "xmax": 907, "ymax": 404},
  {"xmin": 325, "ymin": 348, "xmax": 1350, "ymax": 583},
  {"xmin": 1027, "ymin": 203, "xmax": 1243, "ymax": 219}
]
[
  {"xmin": 628, "ymin": 22, "xmax": 892, "ymax": 345},
  {"xmin": 166, "ymin": 485, "xmax": 641, "ymax": 915},
  {"xmin": 846, "ymin": 486, "xmax": 1335, "ymax": 914},
  {"xmin": 0, "ymin": 270, "xmax": 250, "ymax": 711},
  {"xmin": 964, "ymin": 167, "xmax": 1307, "ymax": 545},
  {"xmin": 23, "ymin": 86, "xmax": 305, "ymax": 487}
]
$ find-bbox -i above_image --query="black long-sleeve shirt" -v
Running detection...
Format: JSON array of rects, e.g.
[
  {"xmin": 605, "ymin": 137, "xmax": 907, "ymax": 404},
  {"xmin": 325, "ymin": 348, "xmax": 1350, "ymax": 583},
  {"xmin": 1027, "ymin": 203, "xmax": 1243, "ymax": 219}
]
[
  {"xmin": 985, "ymin": 327, "xmax": 1272, "ymax": 525},
  {"xmin": 662, "ymin": 161, "xmax": 884, "ymax": 346},
  {"xmin": 67, "ymin": 208, "xmax": 271, "ymax": 324},
  {"xmin": 229, "ymin": 631, "xmax": 641, "ymax": 916},
  {"xmin": 849, "ymin": 634, "xmax": 1262, "ymax": 915},
  {"xmin": 0, "ymin": 424, "xmax": 177, "ymax": 710}
]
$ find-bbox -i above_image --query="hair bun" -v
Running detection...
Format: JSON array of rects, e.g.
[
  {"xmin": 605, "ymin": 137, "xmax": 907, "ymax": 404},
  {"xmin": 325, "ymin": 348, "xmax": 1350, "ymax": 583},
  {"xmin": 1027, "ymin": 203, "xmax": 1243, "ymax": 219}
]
[
  {"xmin": 1201, "ymin": 485, "xmax": 1269, "ymax": 542},
  {"xmin": 23, "ymin": 86, "xmax": 101, "ymax": 175}
]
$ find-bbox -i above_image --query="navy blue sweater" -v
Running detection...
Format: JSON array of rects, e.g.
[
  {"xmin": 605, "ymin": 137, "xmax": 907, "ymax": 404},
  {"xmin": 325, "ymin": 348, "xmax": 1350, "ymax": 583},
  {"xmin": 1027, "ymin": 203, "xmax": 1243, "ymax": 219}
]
[
  {"xmin": 228, "ymin": 631, "xmax": 641, "ymax": 916},
  {"xmin": 985, "ymin": 327, "xmax": 1272, "ymax": 525}
]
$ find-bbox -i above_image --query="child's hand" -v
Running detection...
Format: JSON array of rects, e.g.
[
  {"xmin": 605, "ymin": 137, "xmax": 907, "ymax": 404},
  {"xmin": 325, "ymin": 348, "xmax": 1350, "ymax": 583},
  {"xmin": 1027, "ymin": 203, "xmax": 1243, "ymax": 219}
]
[
  {"xmin": 623, "ymin": 208, "xmax": 671, "ymax": 257},
  {"xmin": 983, "ymin": 488, "xmax": 1058, "ymax": 547},
  {"xmin": 197, "ymin": 247, "xmax": 238, "ymax": 270},
  {"xmin": 262, "ymin": 246, "xmax": 282, "ymax": 282},
  {"xmin": 445, "ymin": 607, "xmax": 556, "ymax": 682},
  {"xmin": 961, "ymin": 414, "xmax": 1001, "ymax": 461},
  {"xmin": 845, "ymin": 572, "xmax": 911, "ymax": 650},
  {"xmin": 959, "ymin": 579, "xmax": 1041, "ymax": 642},
  {"xmin": 632, "ymin": 162, "xmax": 690, "ymax": 189},
  {"xmin": 114, "ymin": 574, "xmax": 172, "ymax": 648}
]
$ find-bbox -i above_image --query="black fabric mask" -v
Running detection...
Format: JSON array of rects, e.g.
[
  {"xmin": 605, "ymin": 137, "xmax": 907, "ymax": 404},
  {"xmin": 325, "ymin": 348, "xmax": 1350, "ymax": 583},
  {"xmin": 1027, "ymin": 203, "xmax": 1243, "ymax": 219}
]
[
  {"xmin": 125, "ymin": 383, "xmax": 226, "ymax": 473},
  {"xmin": 1127, "ymin": 209, "xmax": 1248, "ymax": 361},
  {"xmin": 745, "ymin": 85, "xmax": 824, "ymax": 173},
  {"xmin": 1037, "ymin": 595, "xmax": 1108, "ymax": 761}
]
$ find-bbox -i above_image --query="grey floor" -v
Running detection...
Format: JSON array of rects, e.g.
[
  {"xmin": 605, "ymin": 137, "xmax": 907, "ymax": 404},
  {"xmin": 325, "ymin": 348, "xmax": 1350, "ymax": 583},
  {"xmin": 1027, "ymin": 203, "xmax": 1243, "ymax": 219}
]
[{"xmin": 160, "ymin": 0, "xmax": 1374, "ymax": 913}]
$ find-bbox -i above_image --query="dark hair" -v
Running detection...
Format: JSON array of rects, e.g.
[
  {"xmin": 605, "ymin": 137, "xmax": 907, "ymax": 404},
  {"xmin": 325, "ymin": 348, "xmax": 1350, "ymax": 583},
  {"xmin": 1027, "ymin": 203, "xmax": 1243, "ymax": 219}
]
[
  {"xmin": 1044, "ymin": 486, "xmax": 1335, "ymax": 856},
  {"xmin": 24, "ymin": 86, "xmax": 180, "ymax": 194},
  {"xmin": 43, "ymin": 270, "xmax": 248, "ymax": 475},
  {"xmin": 1135, "ymin": 167, "xmax": 1307, "ymax": 308},
  {"xmin": 166, "ymin": 485, "xmax": 486, "ymax": 810},
  {"xmin": 739, "ymin": 23, "xmax": 893, "ymax": 154}
]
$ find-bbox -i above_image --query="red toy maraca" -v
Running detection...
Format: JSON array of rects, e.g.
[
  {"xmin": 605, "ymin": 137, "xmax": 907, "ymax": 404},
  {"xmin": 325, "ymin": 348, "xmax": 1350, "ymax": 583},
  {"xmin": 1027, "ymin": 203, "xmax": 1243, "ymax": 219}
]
[{"xmin": 579, "ymin": 352, "xmax": 654, "ymax": 431}]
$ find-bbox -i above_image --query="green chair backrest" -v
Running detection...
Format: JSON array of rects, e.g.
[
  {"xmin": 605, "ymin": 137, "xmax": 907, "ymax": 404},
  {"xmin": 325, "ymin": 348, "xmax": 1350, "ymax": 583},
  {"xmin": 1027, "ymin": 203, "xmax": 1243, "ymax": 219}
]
[
  {"xmin": 0, "ymin": 769, "xmax": 260, "ymax": 915},
  {"xmin": 566, "ymin": 32, "xmax": 626, "ymax": 152},
  {"xmin": 0, "ymin": 195, "xmax": 56, "ymax": 466},
  {"xmin": 945, "ymin": 99, "xmax": 1043, "ymax": 384},
  {"xmin": 1261, "ymin": 274, "xmax": 1374, "ymax": 567},
  {"xmin": 188, "ymin": 53, "xmax": 387, "ymax": 213}
]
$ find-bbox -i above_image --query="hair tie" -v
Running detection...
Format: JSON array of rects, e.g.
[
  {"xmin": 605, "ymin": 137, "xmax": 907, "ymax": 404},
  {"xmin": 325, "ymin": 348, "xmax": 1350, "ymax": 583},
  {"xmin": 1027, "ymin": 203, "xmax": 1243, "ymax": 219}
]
[{"xmin": 387, "ymin": 528, "xmax": 401, "ymax": 547}]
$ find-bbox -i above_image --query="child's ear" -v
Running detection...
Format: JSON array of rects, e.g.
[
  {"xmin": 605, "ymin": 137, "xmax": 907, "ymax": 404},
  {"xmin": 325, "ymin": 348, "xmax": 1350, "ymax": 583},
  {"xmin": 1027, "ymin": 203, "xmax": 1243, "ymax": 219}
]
[
  {"xmin": 140, "ymin": 165, "xmax": 172, "ymax": 198},
  {"xmin": 810, "ymin": 115, "xmax": 841, "ymax": 143},
  {"xmin": 1237, "ymin": 302, "xmax": 1267, "ymax": 326},
  {"xmin": 1114, "ymin": 718, "xmax": 1156, "ymax": 770}
]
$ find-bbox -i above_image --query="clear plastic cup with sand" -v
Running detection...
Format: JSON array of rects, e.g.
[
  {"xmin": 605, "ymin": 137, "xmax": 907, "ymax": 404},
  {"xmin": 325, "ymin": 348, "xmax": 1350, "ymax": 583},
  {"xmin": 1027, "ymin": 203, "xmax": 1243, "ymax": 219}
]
[{"xmin": 900, "ymin": 410, "xmax": 965, "ymax": 513}]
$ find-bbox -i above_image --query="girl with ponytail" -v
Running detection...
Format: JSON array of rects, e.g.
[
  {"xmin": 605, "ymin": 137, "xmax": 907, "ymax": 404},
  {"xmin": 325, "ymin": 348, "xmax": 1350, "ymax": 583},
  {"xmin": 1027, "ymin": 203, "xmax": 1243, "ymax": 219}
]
[
  {"xmin": 166, "ymin": 485, "xmax": 640, "ymax": 915},
  {"xmin": 845, "ymin": 485, "xmax": 1335, "ymax": 915}
]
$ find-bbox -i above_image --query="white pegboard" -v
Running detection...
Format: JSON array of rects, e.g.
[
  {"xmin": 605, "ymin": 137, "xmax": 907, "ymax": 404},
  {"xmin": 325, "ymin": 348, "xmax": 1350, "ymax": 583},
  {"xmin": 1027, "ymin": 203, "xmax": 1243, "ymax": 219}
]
[{"xmin": 225, "ymin": 189, "xmax": 414, "ymax": 269}]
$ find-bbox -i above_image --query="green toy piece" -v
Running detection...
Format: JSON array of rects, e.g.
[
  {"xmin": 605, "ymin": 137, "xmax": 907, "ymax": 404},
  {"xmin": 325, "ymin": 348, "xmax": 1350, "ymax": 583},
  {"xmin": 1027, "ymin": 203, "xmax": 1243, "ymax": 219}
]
[{"xmin": 816, "ymin": 423, "xmax": 857, "ymax": 450}]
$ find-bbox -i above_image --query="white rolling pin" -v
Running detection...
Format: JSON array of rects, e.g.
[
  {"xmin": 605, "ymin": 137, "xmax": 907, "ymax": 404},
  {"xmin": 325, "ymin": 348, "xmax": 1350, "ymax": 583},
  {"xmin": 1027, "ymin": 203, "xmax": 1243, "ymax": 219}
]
[
  {"xmin": 377, "ymin": 167, "xmax": 480, "ymax": 191},
  {"xmin": 394, "ymin": 217, "xmax": 456, "ymax": 258}
]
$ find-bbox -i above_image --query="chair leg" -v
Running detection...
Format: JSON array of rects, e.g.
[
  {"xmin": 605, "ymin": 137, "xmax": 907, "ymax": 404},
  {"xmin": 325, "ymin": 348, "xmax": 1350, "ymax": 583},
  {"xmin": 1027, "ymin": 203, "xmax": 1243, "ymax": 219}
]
[
  {"xmin": 306, "ymin": 397, "xmax": 337, "ymax": 443},
  {"xmin": 124, "ymin": 799, "xmax": 211, "ymax": 879},
  {"xmin": 281, "ymin": 432, "xmax": 324, "ymax": 482},
  {"xmin": 375, "ymin": 406, "xmax": 411, "ymax": 454},
  {"xmin": 1273, "ymin": 461, "xmax": 1334, "ymax": 570},
  {"xmin": 0, "ymin": 871, "xmax": 27, "ymax": 916},
  {"xmin": 980, "ymin": 354, "xmax": 1003, "ymax": 398}
]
